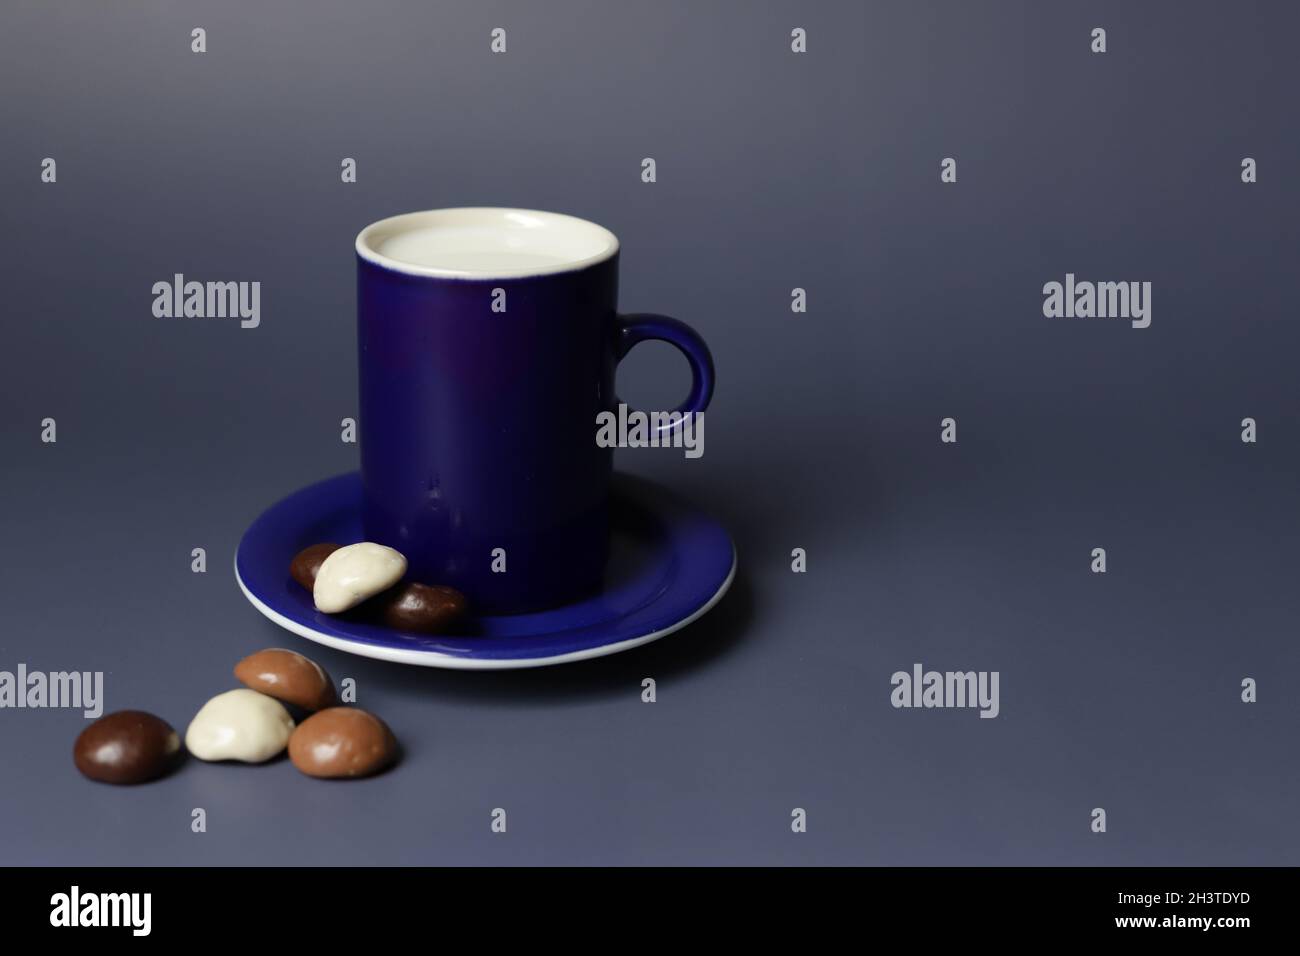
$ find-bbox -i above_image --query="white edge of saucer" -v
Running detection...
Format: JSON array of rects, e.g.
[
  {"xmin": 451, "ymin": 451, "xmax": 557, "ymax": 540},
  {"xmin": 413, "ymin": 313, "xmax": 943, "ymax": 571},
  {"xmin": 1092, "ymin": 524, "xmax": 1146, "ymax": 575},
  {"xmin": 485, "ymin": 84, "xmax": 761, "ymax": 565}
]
[{"xmin": 234, "ymin": 545, "xmax": 737, "ymax": 671}]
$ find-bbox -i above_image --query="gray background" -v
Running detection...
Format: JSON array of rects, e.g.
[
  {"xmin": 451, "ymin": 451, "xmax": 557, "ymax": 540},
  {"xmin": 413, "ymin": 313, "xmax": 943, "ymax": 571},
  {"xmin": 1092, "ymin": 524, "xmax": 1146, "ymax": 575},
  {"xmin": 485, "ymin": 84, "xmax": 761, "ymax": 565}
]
[{"xmin": 1, "ymin": 0, "xmax": 1297, "ymax": 865}]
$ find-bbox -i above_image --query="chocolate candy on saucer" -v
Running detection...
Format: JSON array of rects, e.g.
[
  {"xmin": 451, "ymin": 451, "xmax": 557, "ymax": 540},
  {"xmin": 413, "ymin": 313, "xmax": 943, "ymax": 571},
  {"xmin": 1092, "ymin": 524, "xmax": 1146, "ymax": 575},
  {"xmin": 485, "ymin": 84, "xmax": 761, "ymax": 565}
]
[
  {"xmin": 312, "ymin": 542, "xmax": 407, "ymax": 613},
  {"xmin": 290, "ymin": 543, "xmax": 340, "ymax": 591},
  {"xmin": 378, "ymin": 583, "xmax": 468, "ymax": 634},
  {"xmin": 291, "ymin": 541, "xmax": 469, "ymax": 635}
]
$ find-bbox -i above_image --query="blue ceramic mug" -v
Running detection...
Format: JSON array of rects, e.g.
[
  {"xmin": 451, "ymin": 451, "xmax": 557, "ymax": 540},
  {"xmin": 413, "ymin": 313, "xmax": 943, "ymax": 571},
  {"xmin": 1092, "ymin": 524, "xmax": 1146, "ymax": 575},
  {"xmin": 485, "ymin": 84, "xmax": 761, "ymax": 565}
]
[{"xmin": 355, "ymin": 208, "xmax": 714, "ymax": 613}]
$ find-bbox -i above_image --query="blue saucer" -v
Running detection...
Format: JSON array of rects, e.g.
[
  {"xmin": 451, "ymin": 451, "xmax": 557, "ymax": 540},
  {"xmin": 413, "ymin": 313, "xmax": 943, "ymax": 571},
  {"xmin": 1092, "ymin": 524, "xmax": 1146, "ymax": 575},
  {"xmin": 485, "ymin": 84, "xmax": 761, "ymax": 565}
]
[{"xmin": 235, "ymin": 472, "xmax": 736, "ymax": 669}]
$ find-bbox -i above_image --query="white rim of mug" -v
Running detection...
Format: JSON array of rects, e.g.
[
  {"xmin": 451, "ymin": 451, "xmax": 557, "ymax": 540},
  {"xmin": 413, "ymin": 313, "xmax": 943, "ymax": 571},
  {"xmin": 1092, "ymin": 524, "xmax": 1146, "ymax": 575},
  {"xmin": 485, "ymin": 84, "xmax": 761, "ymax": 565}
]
[
  {"xmin": 354, "ymin": 207, "xmax": 621, "ymax": 280},
  {"xmin": 234, "ymin": 545, "xmax": 736, "ymax": 671}
]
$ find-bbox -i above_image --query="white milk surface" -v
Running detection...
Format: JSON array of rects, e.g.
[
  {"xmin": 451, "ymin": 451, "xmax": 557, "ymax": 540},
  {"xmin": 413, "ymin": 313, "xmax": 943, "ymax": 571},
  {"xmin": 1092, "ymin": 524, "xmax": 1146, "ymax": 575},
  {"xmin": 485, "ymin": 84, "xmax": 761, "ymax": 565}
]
[{"xmin": 362, "ymin": 209, "xmax": 619, "ymax": 277}]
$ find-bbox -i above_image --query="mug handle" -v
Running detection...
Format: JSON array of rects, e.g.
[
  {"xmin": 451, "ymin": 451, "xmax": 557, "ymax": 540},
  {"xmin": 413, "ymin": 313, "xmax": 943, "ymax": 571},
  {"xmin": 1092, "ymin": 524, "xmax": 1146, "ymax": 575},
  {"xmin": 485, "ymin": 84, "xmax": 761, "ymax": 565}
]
[{"xmin": 615, "ymin": 313, "xmax": 715, "ymax": 435}]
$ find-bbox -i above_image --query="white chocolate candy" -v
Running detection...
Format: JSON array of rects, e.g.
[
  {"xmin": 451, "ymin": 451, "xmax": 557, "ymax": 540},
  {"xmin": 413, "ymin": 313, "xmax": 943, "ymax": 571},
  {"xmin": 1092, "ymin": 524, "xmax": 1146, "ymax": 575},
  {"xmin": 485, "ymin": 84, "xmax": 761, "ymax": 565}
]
[
  {"xmin": 312, "ymin": 542, "xmax": 407, "ymax": 613},
  {"xmin": 185, "ymin": 689, "xmax": 295, "ymax": 763}
]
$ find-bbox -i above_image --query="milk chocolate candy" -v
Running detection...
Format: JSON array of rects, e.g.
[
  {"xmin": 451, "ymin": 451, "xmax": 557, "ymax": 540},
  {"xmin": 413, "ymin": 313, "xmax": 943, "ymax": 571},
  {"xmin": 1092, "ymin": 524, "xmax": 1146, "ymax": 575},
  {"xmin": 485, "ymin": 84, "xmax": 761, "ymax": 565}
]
[
  {"xmin": 290, "ymin": 543, "xmax": 341, "ymax": 591},
  {"xmin": 379, "ymin": 583, "xmax": 468, "ymax": 634},
  {"xmin": 73, "ymin": 710, "xmax": 181, "ymax": 785},
  {"xmin": 288, "ymin": 707, "xmax": 398, "ymax": 779},
  {"xmin": 234, "ymin": 648, "xmax": 337, "ymax": 712}
]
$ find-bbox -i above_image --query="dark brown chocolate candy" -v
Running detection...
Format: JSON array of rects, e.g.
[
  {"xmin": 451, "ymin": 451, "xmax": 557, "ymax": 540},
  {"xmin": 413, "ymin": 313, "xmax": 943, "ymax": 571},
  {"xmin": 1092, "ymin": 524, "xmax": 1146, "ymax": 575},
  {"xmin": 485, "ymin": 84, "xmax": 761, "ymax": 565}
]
[
  {"xmin": 73, "ymin": 710, "xmax": 181, "ymax": 785},
  {"xmin": 234, "ymin": 648, "xmax": 337, "ymax": 712},
  {"xmin": 289, "ymin": 707, "xmax": 398, "ymax": 779},
  {"xmin": 378, "ymin": 583, "xmax": 468, "ymax": 634},
  {"xmin": 290, "ymin": 543, "xmax": 340, "ymax": 590}
]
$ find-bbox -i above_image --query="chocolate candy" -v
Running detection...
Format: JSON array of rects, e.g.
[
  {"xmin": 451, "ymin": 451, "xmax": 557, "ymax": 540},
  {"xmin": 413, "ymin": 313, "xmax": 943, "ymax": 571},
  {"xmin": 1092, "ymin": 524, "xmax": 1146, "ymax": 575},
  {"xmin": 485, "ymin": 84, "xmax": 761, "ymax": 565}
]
[
  {"xmin": 185, "ymin": 689, "xmax": 295, "ymax": 763},
  {"xmin": 291, "ymin": 541, "xmax": 469, "ymax": 634},
  {"xmin": 380, "ymin": 583, "xmax": 468, "ymax": 634},
  {"xmin": 288, "ymin": 707, "xmax": 398, "ymax": 779},
  {"xmin": 290, "ymin": 543, "xmax": 340, "ymax": 591},
  {"xmin": 234, "ymin": 648, "xmax": 337, "ymax": 712},
  {"xmin": 313, "ymin": 542, "xmax": 407, "ymax": 613},
  {"xmin": 73, "ymin": 710, "xmax": 181, "ymax": 784}
]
